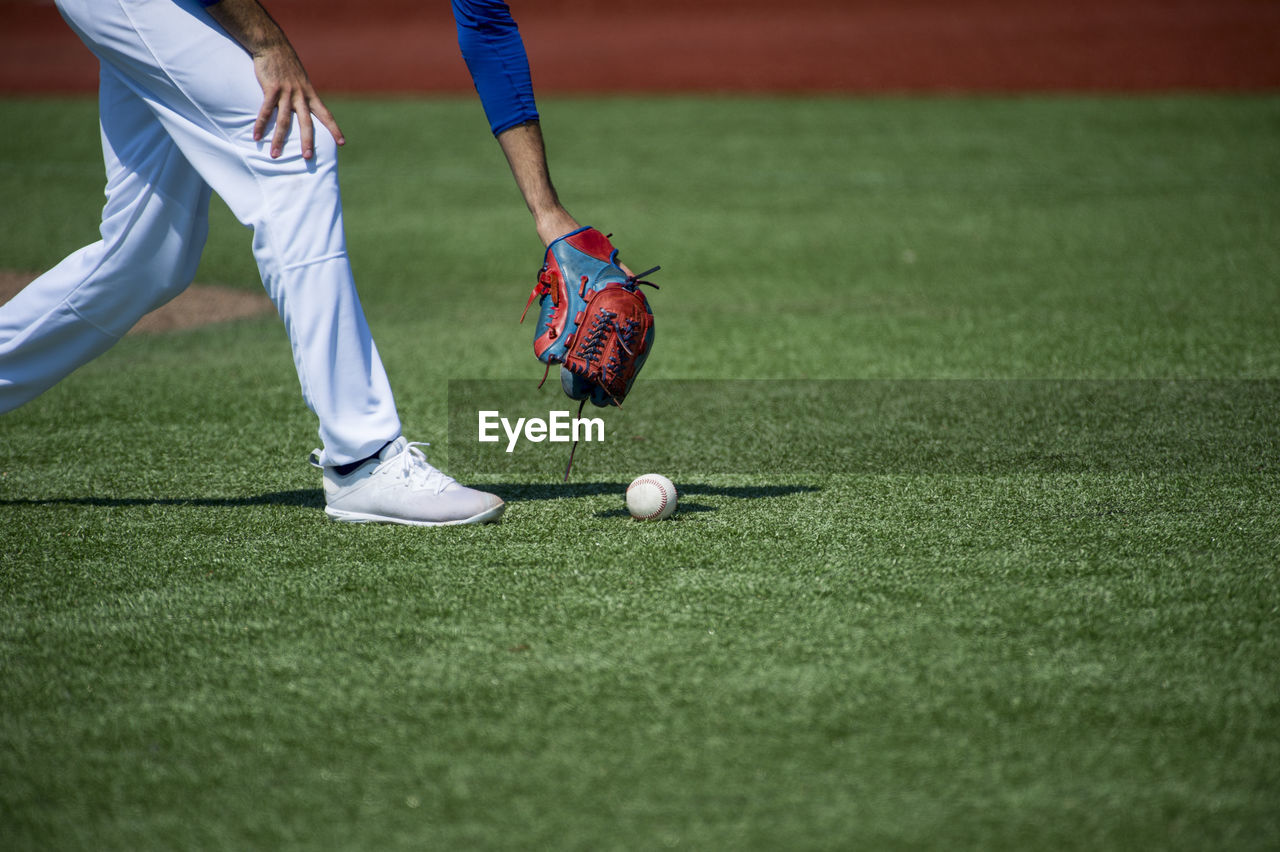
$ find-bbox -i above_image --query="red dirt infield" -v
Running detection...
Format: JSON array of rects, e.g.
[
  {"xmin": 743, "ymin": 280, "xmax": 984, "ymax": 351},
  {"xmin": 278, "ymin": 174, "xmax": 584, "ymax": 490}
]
[{"xmin": 2, "ymin": 0, "xmax": 1279, "ymax": 95}]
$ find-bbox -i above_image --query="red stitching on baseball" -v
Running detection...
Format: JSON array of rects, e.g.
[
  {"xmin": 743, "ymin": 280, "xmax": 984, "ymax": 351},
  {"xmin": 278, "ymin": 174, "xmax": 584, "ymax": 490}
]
[{"xmin": 630, "ymin": 476, "xmax": 671, "ymax": 519}]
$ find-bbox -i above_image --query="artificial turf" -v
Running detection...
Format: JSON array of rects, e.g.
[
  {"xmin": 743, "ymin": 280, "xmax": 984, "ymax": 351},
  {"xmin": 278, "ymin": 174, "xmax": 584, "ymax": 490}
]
[{"xmin": 1, "ymin": 95, "xmax": 1277, "ymax": 850}]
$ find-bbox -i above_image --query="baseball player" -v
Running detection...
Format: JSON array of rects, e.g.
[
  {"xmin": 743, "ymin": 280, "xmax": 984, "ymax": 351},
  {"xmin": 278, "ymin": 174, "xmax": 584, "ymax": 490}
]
[{"xmin": 0, "ymin": 0, "xmax": 584, "ymax": 526}]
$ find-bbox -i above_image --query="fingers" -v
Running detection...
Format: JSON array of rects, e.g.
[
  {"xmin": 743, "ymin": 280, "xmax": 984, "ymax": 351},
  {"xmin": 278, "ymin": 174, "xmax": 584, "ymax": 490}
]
[
  {"xmin": 270, "ymin": 91, "xmax": 293, "ymax": 159},
  {"xmin": 251, "ymin": 83, "xmax": 293, "ymax": 160},
  {"xmin": 295, "ymin": 91, "xmax": 347, "ymax": 159},
  {"xmin": 295, "ymin": 92, "xmax": 314, "ymax": 160},
  {"xmin": 253, "ymin": 90, "xmax": 276, "ymax": 147},
  {"xmin": 258, "ymin": 90, "xmax": 343, "ymax": 160},
  {"xmin": 252, "ymin": 82, "xmax": 340, "ymax": 160},
  {"xmin": 310, "ymin": 98, "xmax": 345, "ymax": 149}
]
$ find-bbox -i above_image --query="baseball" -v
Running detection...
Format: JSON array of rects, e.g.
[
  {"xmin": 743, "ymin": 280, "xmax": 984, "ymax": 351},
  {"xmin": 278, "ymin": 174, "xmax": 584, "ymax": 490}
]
[{"xmin": 626, "ymin": 474, "xmax": 678, "ymax": 521}]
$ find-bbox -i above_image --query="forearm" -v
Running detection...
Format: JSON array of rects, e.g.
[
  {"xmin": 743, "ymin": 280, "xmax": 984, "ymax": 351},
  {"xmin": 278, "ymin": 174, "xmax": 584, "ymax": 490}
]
[
  {"xmin": 497, "ymin": 121, "xmax": 578, "ymax": 246},
  {"xmin": 202, "ymin": 0, "xmax": 290, "ymax": 56}
]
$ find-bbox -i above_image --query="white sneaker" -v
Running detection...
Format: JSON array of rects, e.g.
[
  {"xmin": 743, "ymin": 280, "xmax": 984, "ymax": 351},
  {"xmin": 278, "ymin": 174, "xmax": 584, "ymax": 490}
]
[{"xmin": 313, "ymin": 437, "xmax": 505, "ymax": 526}]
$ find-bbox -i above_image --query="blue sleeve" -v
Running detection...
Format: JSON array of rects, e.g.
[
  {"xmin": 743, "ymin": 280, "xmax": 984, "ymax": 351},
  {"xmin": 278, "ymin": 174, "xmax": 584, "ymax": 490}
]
[{"xmin": 452, "ymin": 0, "xmax": 539, "ymax": 136}]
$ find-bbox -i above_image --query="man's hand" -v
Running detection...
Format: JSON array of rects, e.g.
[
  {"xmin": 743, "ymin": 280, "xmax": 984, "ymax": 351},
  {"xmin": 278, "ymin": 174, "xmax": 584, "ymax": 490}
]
[
  {"xmin": 251, "ymin": 44, "xmax": 344, "ymax": 160},
  {"xmin": 205, "ymin": 0, "xmax": 343, "ymax": 160}
]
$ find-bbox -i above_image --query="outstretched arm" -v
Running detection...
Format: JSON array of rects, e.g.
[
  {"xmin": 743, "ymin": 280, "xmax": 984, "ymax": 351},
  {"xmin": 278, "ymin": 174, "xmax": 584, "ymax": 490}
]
[
  {"xmin": 201, "ymin": 0, "xmax": 343, "ymax": 160},
  {"xmin": 454, "ymin": 0, "xmax": 581, "ymax": 246}
]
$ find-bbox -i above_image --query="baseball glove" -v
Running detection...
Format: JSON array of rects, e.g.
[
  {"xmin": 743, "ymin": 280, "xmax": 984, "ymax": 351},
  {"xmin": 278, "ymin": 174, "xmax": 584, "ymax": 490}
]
[{"xmin": 520, "ymin": 226, "xmax": 659, "ymax": 408}]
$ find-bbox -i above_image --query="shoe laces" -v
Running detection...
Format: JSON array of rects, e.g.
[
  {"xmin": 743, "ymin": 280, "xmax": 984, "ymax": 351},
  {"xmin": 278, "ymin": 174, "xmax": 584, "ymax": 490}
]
[{"xmin": 392, "ymin": 442, "xmax": 456, "ymax": 494}]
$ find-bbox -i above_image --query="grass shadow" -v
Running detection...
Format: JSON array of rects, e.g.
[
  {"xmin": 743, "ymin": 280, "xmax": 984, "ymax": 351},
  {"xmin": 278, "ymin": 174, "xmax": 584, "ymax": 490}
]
[
  {"xmin": 0, "ymin": 489, "xmax": 323, "ymax": 510},
  {"xmin": 488, "ymin": 482, "xmax": 820, "ymax": 500},
  {"xmin": 490, "ymin": 482, "xmax": 821, "ymax": 519},
  {"xmin": 1, "ymin": 483, "xmax": 820, "ymax": 516},
  {"xmin": 594, "ymin": 503, "xmax": 718, "ymax": 519}
]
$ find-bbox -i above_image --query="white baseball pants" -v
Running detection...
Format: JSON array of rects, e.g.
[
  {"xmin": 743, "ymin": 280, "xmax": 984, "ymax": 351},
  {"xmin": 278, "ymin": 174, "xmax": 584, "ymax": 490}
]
[{"xmin": 0, "ymin": 0, "xmax": 401, "ymax": 466}]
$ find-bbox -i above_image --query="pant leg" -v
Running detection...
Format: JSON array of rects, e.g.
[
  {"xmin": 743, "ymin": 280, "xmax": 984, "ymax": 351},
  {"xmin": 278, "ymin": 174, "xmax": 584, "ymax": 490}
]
[
  {"xmin": 45, "ymin": 0, "xmax": 402, "ymax": 466},
  {"xmin": 0, "ymin": 64, "xmax": 211, "ymax": 414}
]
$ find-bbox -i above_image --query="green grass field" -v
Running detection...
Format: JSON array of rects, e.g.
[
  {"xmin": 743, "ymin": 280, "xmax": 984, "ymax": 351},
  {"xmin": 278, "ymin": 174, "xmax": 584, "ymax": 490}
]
[{"xmin": 1, "ymin": 95, "xmax": 1278, "ymax": 849}]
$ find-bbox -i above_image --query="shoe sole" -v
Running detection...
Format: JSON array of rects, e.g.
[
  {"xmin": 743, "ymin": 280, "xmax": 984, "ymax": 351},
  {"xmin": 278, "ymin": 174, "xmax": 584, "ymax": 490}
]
[{"xmin": 324, "ymin": 501, "xmax": 505, "ymax": 527}]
